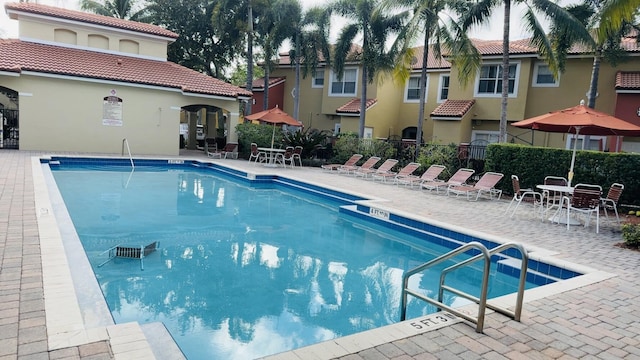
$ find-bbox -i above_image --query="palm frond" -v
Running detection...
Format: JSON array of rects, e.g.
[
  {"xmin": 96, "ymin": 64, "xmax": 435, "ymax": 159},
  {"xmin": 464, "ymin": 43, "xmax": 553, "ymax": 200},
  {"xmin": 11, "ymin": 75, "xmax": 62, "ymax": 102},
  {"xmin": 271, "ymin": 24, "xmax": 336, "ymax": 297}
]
[
  {"xmin": 332, "ymin": 24, "xmax": 359, "ymax": 80},
  {"xmin": 444, "ymin": 20, "xmax": 480, "ymax": 86},
  {"xmin": 458, "ymin": 0, "xmax": 498, "ymax": 31},
  {"xmin": 523, "ymin": 6, "xmax": 559, "ymax": 76},
  {"xmin": 598, "ymin": 0, "xmax": 640, "ymax": 40}
]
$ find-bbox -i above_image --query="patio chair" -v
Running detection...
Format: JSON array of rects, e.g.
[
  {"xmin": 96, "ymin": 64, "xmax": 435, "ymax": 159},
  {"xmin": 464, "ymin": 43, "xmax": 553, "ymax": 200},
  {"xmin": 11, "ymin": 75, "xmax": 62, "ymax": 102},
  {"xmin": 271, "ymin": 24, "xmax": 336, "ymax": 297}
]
[
  {"xmin": 559, "ymin": 183, "xmax": 602, "ymax": 233},
  {"xmin": 542, "ymin": 176, "xmax": 568, "ymax": 211},
  {"xmin": 372, "ymin": 162, "xmax": 421, "ymax": 183},
  {"xmin": 208, "ymin": 142, "xmax": 238, "ymax": 159},
  {"xmin": 600, "ymin": 183, "xmax": 624, "ymax": 225},
  {"xmin": 248, "ymin": 143, "xmax": 266, "ymax": 164},
  {"xmin": 504, "ymin": 175, "xmax": 543, "ymax": 218},
  {"xmin": 204, "ymin": 138, "xmax": 217, "ymax": 157},
  {"xmin": 276, "ymin": 146, "xmax": 295, "ymax": 168},
  {"xmin": 292, "ymin": 146, "xmax": 303, "ymax": 167},
  {"xmin": 98, "ymin": 241, "xmax": 159, "ymax": 270},
  {"xmin": 339, "ymin": 156, "xmax": 381, "ymax": 175},
  {"xmin": 421, "ymin": 168, "xmax": 474, "ymax": 194},
  {"xmin": 321, "ymin": 154, "xmax": 363, "ymax": 172},
  {"xmin": 447, "ymin": 172, "xmax": 504, "ymax": 201},
  {"xmin": 395, "ymin": 164, "xmax": 446, "ymax": 188},
  {"xmin": 355, "ymin": 158, "xmax": 398, "ymax": 179}
]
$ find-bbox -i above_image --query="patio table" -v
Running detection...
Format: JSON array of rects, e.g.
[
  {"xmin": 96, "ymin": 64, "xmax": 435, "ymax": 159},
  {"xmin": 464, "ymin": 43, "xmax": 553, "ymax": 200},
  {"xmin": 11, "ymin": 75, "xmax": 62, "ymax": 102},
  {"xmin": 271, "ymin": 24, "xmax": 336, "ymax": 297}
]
[
  {"xmin": 536, "ymin": 184, "xmax": 579, "ymax": 225},
  {"xmin": 258, "ymin": 147, "xmax": 286, "ymax": 167}
]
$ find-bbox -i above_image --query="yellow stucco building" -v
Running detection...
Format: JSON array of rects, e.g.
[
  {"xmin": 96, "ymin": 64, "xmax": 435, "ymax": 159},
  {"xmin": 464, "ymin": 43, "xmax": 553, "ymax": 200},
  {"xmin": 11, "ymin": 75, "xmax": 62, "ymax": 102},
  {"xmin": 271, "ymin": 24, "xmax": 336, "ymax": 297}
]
[
  {"xmin": 0, "ymin": 2, "xmax": 251, "ymax": 155},
  {"xmin": 269, "ymin": 37, "xmax": 640, "ymax": 152}
]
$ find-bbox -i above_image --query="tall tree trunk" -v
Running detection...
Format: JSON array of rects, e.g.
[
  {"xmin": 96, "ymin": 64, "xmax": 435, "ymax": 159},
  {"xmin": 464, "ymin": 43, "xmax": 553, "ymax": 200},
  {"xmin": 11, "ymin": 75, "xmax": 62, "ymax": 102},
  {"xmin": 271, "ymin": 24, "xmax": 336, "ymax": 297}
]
[
  {"xmin": 293, "ymin": 32, "xmax": 301, "ymax": 120},
  {"xmin": 582, "ymin": 49, "xmax": 602, "ymax": 150},
  {"xmin": 587, "ymin": 49, "xmax": 601, "ymax": 109},
  {"xmin": 415, "ymin": 31, "xmax": 430, "ymax": 158},
  {"xmin": 359, "ymin": 25, "xmax": 368, "ymax": 139},
  {"xmin": 499, "ymin": 0, "xmax": 511, "ymax": 143},
  {"xmin": 359, "ymin": 69, "xmax": 367, "ymax": 138},
  {"xmin": 245, "ymin": 2, "xmax": 254, "ymax": 115},
  {"xmin": 263, "ymin": 58, "xmax": 270, "ymax": 111}
]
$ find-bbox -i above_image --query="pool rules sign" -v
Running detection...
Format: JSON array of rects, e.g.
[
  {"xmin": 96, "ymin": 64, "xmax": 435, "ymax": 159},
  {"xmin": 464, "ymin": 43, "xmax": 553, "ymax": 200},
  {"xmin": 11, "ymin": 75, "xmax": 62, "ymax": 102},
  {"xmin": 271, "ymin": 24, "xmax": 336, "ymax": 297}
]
[{"xmin": 102, "ymin": 89, "xmax": 123, "ymax": 126}]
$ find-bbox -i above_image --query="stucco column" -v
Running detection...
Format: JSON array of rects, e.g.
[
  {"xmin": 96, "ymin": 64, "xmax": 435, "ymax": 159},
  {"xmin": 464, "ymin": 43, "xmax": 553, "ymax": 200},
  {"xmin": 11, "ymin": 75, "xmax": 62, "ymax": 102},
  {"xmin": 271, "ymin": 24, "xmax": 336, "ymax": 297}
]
[{"xmin": 228, "ymin": 111, "xmax": 240, "ymax": 143}]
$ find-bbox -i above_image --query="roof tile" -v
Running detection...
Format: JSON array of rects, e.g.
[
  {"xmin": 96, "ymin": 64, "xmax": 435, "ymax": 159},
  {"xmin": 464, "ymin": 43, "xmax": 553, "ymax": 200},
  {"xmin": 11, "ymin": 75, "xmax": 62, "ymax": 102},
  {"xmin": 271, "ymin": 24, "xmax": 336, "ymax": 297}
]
[
  {"xmin": 0, "ymin": 39, "xmax": 252, "ymax": 98},
  {"xmin": 336, "ymin": 98, "xmax": 377, "ymax": 114},
  {"xmin": 431, "ymin": 99, "xmax": 476, "ymax": 118},
  {"xmin": 250, "ymin": 77, "xmax": 286, "ymax": 90},
  {"xmin": 5, "ymin": 2, "xmax": 178, "ymax": 39},
  {"xmin": 616, "ymin": 71, "xmax": 640, "ymax": 90}
]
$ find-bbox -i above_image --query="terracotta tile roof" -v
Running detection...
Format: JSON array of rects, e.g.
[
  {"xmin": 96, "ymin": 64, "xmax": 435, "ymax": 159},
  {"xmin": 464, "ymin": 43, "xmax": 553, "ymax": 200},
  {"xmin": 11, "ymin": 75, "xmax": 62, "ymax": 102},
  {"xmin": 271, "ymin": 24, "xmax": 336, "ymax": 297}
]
[
  {"xmin": 431, "ymin": 99, "xmax": 476, "ymax": 118},
  {"xmin": 465, "ymin": 36, "xmax": 639, "ymax": 56},
  {"xmin": 469, "ymin": 38, "xmax": 537, "ymax": 56},
  {"xmin": 0, "ymin": 39, "xmax": 252, "ymax": 98},
  {"xmin": 336, "ymin": 98, "xmax": 377, "ymax": 114},
  {"xmin": 403, "ymin": 46, "xmax": 450, "ymax": 70},
  {"xmin": 277, "ymin": 44, "xmax": 363, "ymax": 66},
  {"xmin": 616, "ymin": 71, "xmax": 640, "ymax": 90},
  {"xmin": 250, "ymin": 77, "xmax": 286, "ymax": 90},
  {"xmin": 5, "ymin": 2, "xmax": 178, "ymax": 39}
]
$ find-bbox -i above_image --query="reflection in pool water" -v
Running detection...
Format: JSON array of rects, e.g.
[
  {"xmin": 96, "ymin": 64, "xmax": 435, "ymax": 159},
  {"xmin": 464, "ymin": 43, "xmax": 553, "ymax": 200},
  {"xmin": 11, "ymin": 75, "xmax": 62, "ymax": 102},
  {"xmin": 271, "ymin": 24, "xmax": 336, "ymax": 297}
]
[{"xmin": 51, "ymin": 165, "xmax": 532, "ymax": 359}]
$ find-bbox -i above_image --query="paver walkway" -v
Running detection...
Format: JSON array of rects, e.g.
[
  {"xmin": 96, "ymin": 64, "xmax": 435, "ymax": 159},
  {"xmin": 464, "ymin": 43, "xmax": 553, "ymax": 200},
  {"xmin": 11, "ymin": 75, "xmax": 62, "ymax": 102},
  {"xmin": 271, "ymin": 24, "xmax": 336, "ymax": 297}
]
[{"xmin": 1, "ymin": 150, "xmax": 639, "ymax": 359}]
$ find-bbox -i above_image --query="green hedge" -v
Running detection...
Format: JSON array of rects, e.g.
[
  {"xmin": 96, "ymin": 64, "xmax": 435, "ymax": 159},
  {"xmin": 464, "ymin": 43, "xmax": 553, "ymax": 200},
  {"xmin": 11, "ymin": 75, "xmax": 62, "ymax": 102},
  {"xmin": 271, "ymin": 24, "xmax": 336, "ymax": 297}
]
[{"xmin": 486, "ymin": 143, "xmax": 640, "ymax": 206}]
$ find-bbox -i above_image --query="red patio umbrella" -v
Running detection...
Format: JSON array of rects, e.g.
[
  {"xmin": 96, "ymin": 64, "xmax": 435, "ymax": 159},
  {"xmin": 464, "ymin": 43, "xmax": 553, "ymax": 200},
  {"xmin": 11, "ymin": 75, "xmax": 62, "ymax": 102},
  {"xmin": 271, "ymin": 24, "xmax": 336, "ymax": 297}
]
[
  {"xmin": 245, "ymin": 106, "xmax": 302, "ymax": 148},
  {"xmin": 512, "ymin": 102, "xmax": 640, "ymax": 185}
]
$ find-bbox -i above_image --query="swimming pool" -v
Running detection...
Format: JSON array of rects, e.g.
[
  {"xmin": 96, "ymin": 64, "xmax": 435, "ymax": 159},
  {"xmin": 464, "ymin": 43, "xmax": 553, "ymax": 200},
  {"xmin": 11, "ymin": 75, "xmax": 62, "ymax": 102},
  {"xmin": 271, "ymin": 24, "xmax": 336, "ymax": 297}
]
[{"xmin": 44, "ymin": 157, "xmax": 579, "ymax": 359}]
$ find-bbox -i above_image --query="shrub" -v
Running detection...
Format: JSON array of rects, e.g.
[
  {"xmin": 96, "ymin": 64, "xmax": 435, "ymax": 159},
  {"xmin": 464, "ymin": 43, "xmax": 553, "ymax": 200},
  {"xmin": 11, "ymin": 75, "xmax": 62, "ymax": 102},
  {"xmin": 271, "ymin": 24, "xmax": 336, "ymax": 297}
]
[
  {"xmin": 621, "ymin": 223, "xmax": 640, "ymax": 248},
  {"xmin": 417, "ymin": 142, "xmax": 459, "ymax": 177},
  {"xmin": 282, "ymin": 128, "xmax": 332, "ymax": 159},
  {"xmin": 235, "ymin": 122, "xmax": 284, "ymax": 155}
]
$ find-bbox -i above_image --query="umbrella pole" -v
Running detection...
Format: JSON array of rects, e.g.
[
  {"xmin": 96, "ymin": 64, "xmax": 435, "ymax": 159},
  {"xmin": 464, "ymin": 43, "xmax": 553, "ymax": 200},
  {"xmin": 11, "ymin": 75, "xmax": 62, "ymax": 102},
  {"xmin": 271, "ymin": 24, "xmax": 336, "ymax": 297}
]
[
  {"xmin": 271, "ymin": 124, "xmax": 276, "ymax": 148},
  {"xmin": 568, "ymin": 127, "xmax": 581, "ymax": 187}
]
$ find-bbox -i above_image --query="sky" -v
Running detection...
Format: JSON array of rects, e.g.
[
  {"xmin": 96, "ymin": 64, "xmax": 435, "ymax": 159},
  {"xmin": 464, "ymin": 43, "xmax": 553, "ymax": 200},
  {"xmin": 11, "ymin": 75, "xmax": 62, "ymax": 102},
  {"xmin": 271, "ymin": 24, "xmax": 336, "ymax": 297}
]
[{"xmin": 0, "ymin": 0, "xmax": 551, "ymax": 42}]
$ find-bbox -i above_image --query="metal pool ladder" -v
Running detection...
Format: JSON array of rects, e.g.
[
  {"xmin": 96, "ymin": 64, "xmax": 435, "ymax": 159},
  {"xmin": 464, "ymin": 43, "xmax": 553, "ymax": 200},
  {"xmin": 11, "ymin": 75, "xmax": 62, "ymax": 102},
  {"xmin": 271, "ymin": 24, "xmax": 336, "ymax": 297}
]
[
  {"xmin": 400, "ymin": 241, "xmax": 528, "ymax": 333},
  {"xmin": 122, "ymin": 138, "xmax": 134, "ymax": 169}
]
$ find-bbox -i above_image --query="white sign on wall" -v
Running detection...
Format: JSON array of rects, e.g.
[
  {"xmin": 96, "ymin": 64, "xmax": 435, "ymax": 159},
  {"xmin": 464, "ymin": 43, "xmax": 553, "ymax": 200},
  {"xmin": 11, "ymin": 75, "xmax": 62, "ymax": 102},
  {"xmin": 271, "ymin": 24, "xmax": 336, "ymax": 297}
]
[{"xmin": 102, "ymin": 89, "xmax": 123, "ymax": 126}]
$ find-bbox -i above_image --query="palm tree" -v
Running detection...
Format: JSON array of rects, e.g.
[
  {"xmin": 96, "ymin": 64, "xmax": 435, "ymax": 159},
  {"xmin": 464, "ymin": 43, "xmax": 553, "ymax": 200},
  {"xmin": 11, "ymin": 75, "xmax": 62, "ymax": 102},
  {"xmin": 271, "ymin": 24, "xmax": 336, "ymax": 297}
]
[
  {"xmin": 550, "ymin": 0, "xmax": 639, "ymax": 109},
  {"xmin": 256, "ymin": 0, "xmax": 302, "ymax": 111},
  {"xmin": 80, "ymin": 0, "xmax": 148, "ymax": 21},
  {"xmin": 385, "ymin": 0, "xmax": 480, "ymax": 156},
  {"xmin": 330, "ymin": 0, "xmax": 407, "ymax": 138},
  {"xmin": 213, "ymin": 0, "xmax": 269, "ymax": 114},
  {"xmin": 289, "ymin": 6, "xmax": 332, "ymax": 120},
  {"xmin": 459, "ymin": 0, "xmax": 592, "ymax": 142}
]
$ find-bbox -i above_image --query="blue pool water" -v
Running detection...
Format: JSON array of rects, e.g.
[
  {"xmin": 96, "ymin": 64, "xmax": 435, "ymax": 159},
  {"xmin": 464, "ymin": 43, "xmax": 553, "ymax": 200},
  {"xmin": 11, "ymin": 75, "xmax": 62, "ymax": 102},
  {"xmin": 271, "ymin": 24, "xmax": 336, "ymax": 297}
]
[{"xmin": 48, "ymin": 160, "xmax": 555, "ymax": 359}]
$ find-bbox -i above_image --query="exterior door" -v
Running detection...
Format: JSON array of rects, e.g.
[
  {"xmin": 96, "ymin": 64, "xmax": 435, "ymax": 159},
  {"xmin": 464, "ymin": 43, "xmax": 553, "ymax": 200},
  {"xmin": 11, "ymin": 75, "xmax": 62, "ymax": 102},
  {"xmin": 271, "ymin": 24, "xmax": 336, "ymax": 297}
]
[{"xmin": 0, "ymin": 108, "xmax": 19, "ymax": 149}]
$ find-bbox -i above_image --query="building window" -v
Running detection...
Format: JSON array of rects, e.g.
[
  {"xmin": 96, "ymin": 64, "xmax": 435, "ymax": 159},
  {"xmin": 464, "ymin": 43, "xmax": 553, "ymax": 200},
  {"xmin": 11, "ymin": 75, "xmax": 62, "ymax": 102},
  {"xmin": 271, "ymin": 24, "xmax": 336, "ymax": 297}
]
[
  {"xmin": 404, "ymin": 75, "xmax": 427, "ymax": 102},
  {"xmin": 533, "ymin": 64, "xmax": 559, "ymax": 87},
  {"xmin": 472, "ymin": 131, "xmax": 501, "ymax": 143},
  {"xmin": 567, "ymin": 135, "xmax": 606, "ymax": 151},
  {"xmin": 475, "ymin": 63, "xmax": 519, "ymax": 97},
  {"xmin": 312, "ymin": 69, "xmax": 324, "ymax": 88},
  {"xmin": 329, "ymin": 68, "xmax": 357, "ymax": 96},
  {"xmin": 438, "ymin": 74, "xmax": 450, "ymax": 102}
]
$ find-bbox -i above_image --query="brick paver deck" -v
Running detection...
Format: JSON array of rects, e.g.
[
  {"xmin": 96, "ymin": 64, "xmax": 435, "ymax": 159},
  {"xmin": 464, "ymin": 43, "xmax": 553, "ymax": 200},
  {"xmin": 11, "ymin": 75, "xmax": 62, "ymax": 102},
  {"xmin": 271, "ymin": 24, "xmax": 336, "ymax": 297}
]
[{"xmin": 1, "ymin": 150, "xmax": 639, "ymax": 359}]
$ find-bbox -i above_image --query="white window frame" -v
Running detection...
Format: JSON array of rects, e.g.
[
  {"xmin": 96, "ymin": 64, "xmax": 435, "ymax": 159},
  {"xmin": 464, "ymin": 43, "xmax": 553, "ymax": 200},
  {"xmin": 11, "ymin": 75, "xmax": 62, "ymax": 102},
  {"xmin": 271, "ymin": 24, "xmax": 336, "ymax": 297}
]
[
  {"xmin": 566, "ymin": 135, "xmax": 607, "ymax": 151},
  {"xmin": 438, "ymin": 73, "xmax": 450, "ymax": 103},
  {"xmin": 474, "ymin": 61, "xmax": 520, "ymax": 98},
  {"xmin": 329, "ymin": 68, "xmax": 358, "ymax": 96},
  {"xmin": 472, "ymin": 130, "xmax": 501, "ymax": 143},
  {"xmin": 532, "ymin": 63, "xmax": 559, "ymax": 87},
  {"xmin": 404, "ymin": 75, "xmax": 427, "ymax": 103},
  {"xmin": 311, "ymin": 69, "xmax": 324, "ymax": 88},
  {"xmin": 364, "ymin": 127, "xmax": 373, "ymax": 139}
]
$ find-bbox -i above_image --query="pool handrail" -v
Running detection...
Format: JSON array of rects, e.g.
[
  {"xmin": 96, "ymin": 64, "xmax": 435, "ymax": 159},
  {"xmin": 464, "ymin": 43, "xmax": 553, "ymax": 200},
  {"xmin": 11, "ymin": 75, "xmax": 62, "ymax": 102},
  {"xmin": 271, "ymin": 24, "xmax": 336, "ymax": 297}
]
[
  {"xmin": 400, "ymin": 241, "xmax": 528, "ymax": 333},
  {"xmin": 439, "ymin": 242, "xmax": 528, "ymax": 322},
  {"xmin": 121, "ymin": 138, "xmax": 134, "ymax": 169}
]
